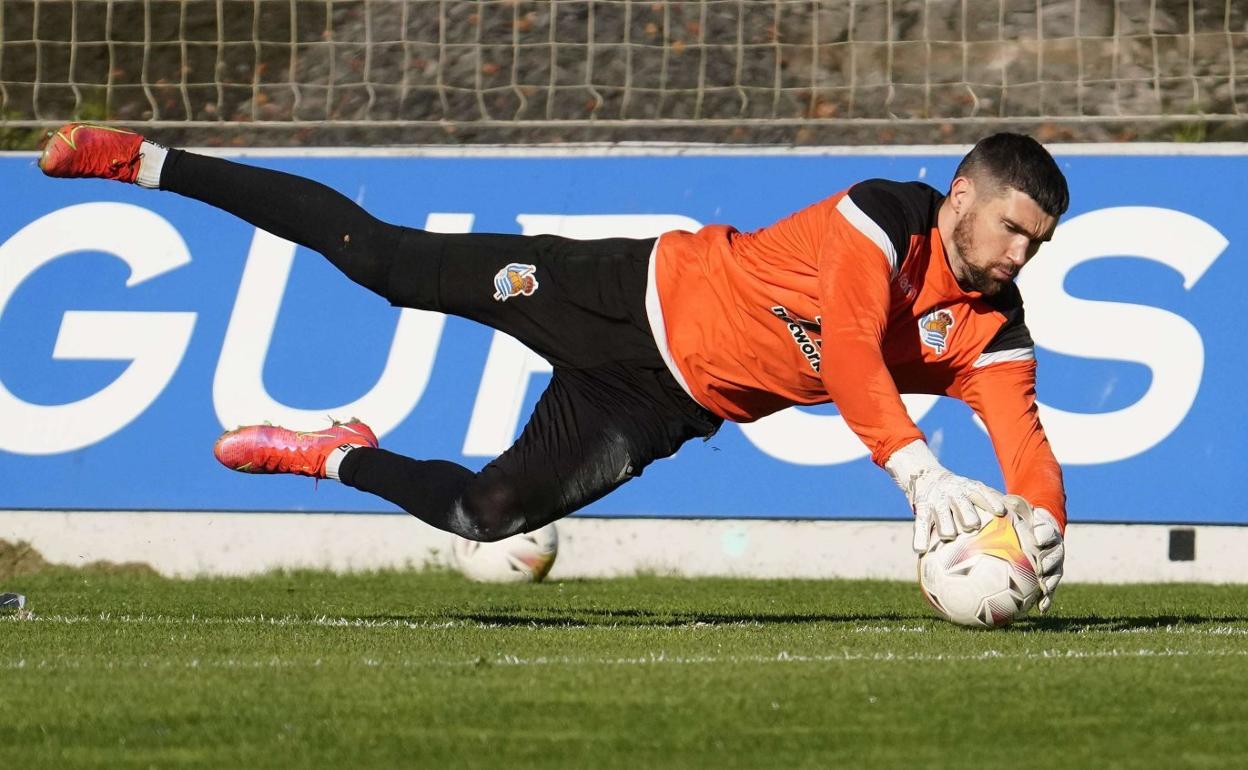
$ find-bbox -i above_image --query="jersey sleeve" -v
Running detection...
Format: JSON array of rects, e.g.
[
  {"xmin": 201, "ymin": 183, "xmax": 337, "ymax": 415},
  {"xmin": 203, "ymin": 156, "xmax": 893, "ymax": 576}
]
[
  {"xmin": 841, "ymin": 179, "xmax": 940, "ymax": 272},
  {"xmin": 817, "ymin": 185, "xmax": 927, "ymax": 466},
  {"xmin": 953, "ymin": 358, "xmax": 1068, "ymax": 530}
]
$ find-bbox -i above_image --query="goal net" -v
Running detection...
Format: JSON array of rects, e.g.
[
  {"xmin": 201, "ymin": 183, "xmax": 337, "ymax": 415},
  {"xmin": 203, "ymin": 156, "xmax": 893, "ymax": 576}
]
[{"xmin": 1, "ymin": 0, "xmax": 1244, "ymax": 145}]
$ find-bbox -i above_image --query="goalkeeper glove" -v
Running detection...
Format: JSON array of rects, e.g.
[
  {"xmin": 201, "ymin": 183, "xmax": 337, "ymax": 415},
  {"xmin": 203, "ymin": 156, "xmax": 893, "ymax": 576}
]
[
  {"xmin": 1004, "ymin": 495, "xmax": 1065, "ymax": 614},
  {"xmin": 884, "ymin": 439, "xmax": 1007, "ymax": 553}
]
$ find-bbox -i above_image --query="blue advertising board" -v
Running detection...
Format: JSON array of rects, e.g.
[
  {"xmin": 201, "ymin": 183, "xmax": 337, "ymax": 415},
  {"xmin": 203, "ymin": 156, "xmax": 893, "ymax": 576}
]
[{"xmin": 0, "ymin": 148, "xmax": 1244, "ymax": 523}]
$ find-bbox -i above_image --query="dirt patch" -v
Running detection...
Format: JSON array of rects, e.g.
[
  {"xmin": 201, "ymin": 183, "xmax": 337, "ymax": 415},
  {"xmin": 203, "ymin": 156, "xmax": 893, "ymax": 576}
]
[
  {"xmin": 0, "ymin": 539, "xmax": 50, "ymax": 579},
  {"xmin": 0, "ymin": 540, "xmax": 158, "ymax": 580}
]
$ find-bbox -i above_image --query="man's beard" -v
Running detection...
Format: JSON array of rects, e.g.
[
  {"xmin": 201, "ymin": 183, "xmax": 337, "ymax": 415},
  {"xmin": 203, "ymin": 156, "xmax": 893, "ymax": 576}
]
[{"xmin": 952, "ymin": 211, "xmax": 1009, "ymax": 295}]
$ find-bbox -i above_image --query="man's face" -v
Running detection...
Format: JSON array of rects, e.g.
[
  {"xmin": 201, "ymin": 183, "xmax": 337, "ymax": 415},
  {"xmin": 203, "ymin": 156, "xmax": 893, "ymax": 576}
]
[{"xmin": 947, "ymin": 180, "xmax": 1058, "ymax": 295}]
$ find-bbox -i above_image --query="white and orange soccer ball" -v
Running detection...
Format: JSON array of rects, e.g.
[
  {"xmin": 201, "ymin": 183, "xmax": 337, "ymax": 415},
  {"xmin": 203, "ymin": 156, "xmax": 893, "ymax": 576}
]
[
  {"xmin": 451, "ymin": 524, "xmax": 559, "ymax": 583},
  {"xmin": 918, "ymin": 505, "xmax": 1044, "ymax": 628}
]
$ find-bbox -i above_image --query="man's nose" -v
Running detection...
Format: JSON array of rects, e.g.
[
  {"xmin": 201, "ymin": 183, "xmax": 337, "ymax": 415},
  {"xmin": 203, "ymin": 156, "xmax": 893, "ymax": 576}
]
[{"xmin": 1006, "ymin": 238, "xmax": 1029, "ymax": 265}]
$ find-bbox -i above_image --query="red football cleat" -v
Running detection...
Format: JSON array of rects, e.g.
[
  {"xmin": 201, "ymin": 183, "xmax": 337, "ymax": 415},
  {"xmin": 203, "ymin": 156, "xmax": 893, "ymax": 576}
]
[
  {"xmin": 213, "ymin": 420, "xmax": 379, "ymax": 479},
  {"xmin": 39, "ymin": 122, "xmax": 145, "ymax": 182}
]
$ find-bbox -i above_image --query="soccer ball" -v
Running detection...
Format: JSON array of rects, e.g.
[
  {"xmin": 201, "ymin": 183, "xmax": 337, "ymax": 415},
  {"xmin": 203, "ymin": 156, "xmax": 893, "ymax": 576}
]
[
  {"xmin": 451, "ymin": 524, "xmax": 559, "ymax": 583},
  {"xmin": 918, "ymin": 511, "xmax": 1042, "ymax": 628}
]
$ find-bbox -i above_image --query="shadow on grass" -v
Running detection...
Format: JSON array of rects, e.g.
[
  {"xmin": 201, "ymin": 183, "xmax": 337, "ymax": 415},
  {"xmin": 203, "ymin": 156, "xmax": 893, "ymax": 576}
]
[
  {"xmin": 1021, "ymin": 614, "xmax": 1248, "ymax": 633},
  {"xmin": 363, "ymin": 609, "xmax": 1248, "ymax": 631},
  {"xmin": 405, "ymin": 608, "xmax": 937, "ymax": 628}
]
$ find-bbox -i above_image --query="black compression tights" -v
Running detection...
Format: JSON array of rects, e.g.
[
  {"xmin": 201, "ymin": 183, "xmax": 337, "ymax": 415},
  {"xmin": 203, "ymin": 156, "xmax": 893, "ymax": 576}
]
[
  {"xmin": 160, "ymin": 150, "xmax": 532, "ymax": 541},
  {"xmin": 160, "ymin": 149, "xmax": 401, "ymax": 296}
]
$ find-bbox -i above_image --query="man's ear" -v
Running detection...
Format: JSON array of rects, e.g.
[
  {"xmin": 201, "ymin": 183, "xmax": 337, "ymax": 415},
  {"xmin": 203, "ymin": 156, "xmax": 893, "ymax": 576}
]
[{"xmin": 947, "ymin": 175, "xmax": 976, "ymax": 215}]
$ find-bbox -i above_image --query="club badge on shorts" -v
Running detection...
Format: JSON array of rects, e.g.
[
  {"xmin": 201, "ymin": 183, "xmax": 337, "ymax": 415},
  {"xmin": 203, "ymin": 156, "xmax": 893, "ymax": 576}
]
[
  {"xmin": 492, "ymin": 263, "xmax": 540, "ymax": 302},
  {"xmin": 919, "ymin": 308, "xmax": 955, "ymax": 356}
]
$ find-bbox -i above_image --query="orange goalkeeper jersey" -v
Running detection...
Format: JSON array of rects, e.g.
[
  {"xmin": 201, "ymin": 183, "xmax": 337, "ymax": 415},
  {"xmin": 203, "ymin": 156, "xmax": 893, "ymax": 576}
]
[{"xmin": 644, "ymin": 179, "xmax": 1066, "ymax": 527}]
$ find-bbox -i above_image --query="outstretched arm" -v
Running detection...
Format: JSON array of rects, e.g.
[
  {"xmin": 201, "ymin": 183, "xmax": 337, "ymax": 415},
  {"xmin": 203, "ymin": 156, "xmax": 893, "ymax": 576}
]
[
  {"xmin": 817, "ymin": 191, "xmax": 1005, "ymax": 550},
  {"xmin": 954, "ymin": 359, "xmax": 1066, "ymax": 610},
  {"xmin": 952, "ymin": 359, "xmax": 1066, "ymax": 529}
]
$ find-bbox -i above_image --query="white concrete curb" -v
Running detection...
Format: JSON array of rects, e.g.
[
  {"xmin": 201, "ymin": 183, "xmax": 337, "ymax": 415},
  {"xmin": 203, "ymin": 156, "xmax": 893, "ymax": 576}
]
[{"xmin": 2, "ymin": 511, "xmax": 1243, "ymax": 584}]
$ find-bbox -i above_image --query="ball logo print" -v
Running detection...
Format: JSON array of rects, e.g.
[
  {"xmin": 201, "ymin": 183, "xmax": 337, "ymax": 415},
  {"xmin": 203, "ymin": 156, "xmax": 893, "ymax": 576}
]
[{"xmin": 918, "ymin": 507, "xmax": 1042, "ymax": 628}]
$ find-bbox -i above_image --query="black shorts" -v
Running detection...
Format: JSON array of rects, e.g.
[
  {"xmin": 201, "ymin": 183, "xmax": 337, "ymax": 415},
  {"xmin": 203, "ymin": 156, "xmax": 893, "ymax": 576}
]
[{"xmin": 381, "ymin": 229, "xmax": 721, "ymax": 518}]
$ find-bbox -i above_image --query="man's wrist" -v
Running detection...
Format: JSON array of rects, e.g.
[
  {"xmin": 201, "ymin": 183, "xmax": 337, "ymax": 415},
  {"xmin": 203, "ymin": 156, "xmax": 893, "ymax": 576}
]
[{"xmin": 883, "ymin": 439, "xmax": 939, "ymax": 495}]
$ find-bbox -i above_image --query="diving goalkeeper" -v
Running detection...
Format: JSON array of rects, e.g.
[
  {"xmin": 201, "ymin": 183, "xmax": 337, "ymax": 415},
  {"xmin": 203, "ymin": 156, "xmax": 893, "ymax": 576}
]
[{"xmin": 38, "ymin": 125, "xmax": 1066, "ymax": 609}]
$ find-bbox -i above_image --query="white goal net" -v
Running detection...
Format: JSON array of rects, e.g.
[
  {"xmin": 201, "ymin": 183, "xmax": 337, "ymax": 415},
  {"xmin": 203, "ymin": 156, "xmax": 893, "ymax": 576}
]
[{"xmin": 1, "ymin": 0, "xmax": 1244, "ymax": 144}]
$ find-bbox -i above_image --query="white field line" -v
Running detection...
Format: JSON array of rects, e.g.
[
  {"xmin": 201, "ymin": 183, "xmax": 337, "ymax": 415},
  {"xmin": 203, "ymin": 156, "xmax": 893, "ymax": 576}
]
[
  {"xmin": 2, "ymin": 648, "xmax": 1248, "ymax": 672},
  {"xmin": 1, "ymin": 613, "xmax": 470, "ymax": 630},
  {"xmin": 4, "ymin": 615, "xmax": 1248, "ymax": 670}
]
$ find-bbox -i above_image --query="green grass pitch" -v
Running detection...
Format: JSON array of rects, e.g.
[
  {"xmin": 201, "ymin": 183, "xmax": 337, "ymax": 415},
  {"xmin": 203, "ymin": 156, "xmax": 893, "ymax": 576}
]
[{"xmin": 2, "ymin": 568, "xmax": 1247, "ymax": 768}]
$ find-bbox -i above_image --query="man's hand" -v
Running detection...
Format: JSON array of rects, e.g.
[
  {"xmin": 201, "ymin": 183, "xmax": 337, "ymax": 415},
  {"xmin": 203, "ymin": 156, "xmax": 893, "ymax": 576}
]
[
  {"xmin": 1004, "ymin": 495, "xmax": 1065, "ymax": 613},
  {"xmin": 884, "ymin": 440, "xmax": 1007, "ymax": 553}
]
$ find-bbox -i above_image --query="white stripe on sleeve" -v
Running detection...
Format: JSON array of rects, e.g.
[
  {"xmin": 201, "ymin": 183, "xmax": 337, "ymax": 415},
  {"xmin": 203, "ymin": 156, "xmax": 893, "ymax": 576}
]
[
  {"xmin": 973, "ymin": 347, "xmax": 1035, "ymax": 368},
  {"xmin": 835, "ymin": 194, "xmax": 899, "ymax": 273}
]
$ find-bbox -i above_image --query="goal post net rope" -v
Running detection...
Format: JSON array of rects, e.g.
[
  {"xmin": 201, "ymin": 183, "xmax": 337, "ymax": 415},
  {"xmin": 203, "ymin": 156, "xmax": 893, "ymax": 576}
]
[{"xmin": 1, "ymin": 0, "xmax": 1244, "ymax": 144}]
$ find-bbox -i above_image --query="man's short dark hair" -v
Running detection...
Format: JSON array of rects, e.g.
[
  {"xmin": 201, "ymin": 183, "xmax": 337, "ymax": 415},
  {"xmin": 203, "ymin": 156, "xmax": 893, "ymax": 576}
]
[{"xmin": 953, "ymin": 133, "xmax": 1070, "ymax": 217}]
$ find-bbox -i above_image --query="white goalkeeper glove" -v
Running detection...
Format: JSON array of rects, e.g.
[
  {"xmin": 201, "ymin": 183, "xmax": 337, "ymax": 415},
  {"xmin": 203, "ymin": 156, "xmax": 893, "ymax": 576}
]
[
  {"xmin": 884, "ymin": 440, "xmax": 1007, "ymax": 553},
  {"xmin": 1004, "ymin": 495, "xmax": 1065, "ymax": 614}
]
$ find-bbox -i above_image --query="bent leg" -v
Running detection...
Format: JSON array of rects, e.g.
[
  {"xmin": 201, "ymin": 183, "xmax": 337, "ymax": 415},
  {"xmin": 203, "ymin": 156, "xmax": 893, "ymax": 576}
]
[{"xmin": 337, "ymin": 368, "xmax": 705, "ymax": 541}]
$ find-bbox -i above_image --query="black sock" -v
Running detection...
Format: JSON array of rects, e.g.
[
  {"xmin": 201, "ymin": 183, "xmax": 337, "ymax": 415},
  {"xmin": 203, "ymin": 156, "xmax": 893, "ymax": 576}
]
[{"xmin": 338, "ymin": 448, "xmax": 478, "ymax": 533}]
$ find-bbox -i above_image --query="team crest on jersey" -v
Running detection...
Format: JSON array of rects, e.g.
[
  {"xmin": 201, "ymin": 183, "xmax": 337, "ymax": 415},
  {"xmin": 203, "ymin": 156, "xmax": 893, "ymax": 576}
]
[
  {"xmin": 492, "ymin": 263, "xmax": 539, "ymax": 302},
  {"xmin": 919, "ymin": 308, "xmax": 955, "ymax": 356}
]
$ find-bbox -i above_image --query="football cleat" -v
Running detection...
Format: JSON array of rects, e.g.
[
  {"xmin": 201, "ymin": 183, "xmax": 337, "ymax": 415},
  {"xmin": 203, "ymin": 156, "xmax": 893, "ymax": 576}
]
[
  {"xmin": 39, "ymin": 122, "xmax": 145, "ymax": 182},
  {"xmin": 213, "ymin": 419, "xmax": 379, "ymax": 479}
]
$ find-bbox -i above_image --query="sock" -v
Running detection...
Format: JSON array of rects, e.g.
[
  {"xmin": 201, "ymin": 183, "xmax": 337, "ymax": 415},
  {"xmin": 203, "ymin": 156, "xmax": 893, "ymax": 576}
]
[
  {"xmin": 135, "ymin": 141, "xmax": 168, "ymax": 189},
  {"xmin": 323, "ymin": 444, "xmax": 359, "ymax": 481}
]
